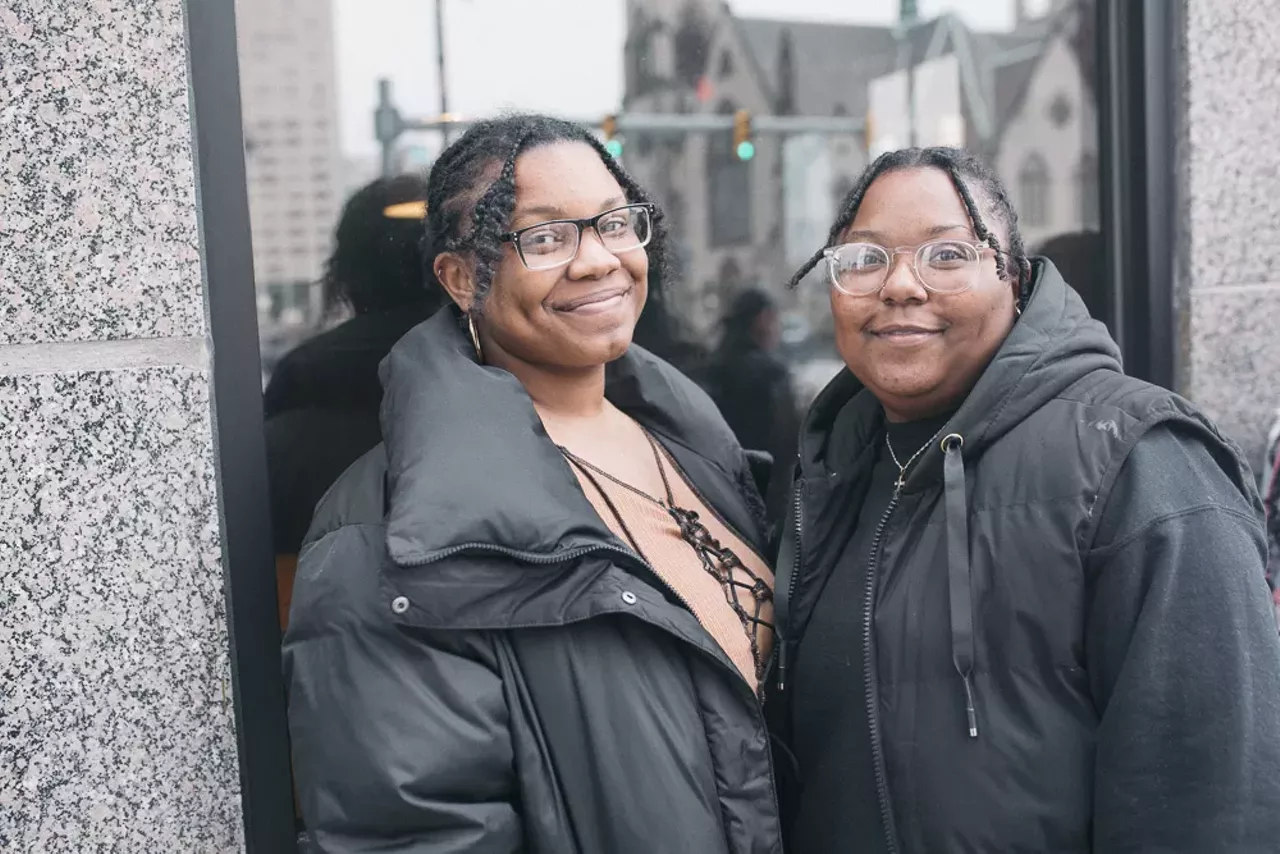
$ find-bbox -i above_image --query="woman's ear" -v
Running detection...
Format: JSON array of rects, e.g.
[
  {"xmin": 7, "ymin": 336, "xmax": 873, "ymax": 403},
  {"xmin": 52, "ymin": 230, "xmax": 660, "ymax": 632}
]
[{"xmin": 433, "ymin": 251, "xmax": 477, "ymax": 312}]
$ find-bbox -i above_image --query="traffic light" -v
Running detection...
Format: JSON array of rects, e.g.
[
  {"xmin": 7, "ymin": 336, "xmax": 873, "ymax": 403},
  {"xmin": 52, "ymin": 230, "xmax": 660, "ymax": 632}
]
[
  {"xmin": 733, "ymin": 109, "xmax": 754, "ymax": 161},
  {"xmin": 602, "ymin": 114, "xmax": 622, "ymax": 158}
]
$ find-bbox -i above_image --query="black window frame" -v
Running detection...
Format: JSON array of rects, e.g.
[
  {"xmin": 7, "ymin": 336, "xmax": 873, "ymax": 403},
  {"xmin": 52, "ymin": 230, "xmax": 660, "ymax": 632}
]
[
  {"xmin": 1096, "ymin": 0, "xmax": 1179, "ymax": 388},
  {"xmin": 185, "ymin": 1, "xmax": 1177, "ymax": 849},
  {"xmin": 185, "ymin": 0, "xmax": 297, "ymax": 851}
]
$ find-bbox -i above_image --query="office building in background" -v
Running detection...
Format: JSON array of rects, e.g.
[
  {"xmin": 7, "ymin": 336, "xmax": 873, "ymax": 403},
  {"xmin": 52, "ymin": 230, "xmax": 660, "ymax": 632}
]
[{"xmin": 236, "ymin": 0, "xmax": 343, "ymax": 356}]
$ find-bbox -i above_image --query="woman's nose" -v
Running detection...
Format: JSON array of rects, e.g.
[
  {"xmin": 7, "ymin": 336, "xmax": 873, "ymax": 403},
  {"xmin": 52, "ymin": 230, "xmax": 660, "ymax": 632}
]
[
  {"xmin": 568, "ymin": 228, "xmax": 622, "ymax": 278},
  {"xmin": 879, "ymin": 251, "xmax": 928, "ymax": 302}
]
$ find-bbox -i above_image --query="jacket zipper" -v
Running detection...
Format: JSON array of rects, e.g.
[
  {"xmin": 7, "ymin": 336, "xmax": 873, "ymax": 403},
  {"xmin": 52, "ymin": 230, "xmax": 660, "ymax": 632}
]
[
  {"xmin": 866, "ymin": 488, "xmax": 902, "ymax": 854},
  {"xmin": 774, "ymin": 484, "xmax": 803, "ymax": 693},
  {"xmin": 399, "ymin": 541, "xmax": 604, "ymax": 568},
  {"xmin": 397, "ymin": 539, "xmax": 785, "ymax": 831}
]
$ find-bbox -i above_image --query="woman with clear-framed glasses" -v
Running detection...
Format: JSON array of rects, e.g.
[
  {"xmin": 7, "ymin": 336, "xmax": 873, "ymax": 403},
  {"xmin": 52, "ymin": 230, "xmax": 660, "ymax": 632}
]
[
  {"xmin": 767, "ymin": 147, "xmax": 1280, "ymax": 853},
  {"xmin": 284, "ymin": 114, "xmax": 782, "ymax": 854}
]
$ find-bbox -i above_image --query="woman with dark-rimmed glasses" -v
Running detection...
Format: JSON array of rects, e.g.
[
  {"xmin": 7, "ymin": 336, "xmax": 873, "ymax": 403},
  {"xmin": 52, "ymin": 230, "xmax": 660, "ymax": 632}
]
[
  {"xmin": 284, "ymin": 114, "xmax": 783, "ymax": 854},
  {"xmin": 768, "ymin": 146, "xmax": 1280, "ymax": 853}
]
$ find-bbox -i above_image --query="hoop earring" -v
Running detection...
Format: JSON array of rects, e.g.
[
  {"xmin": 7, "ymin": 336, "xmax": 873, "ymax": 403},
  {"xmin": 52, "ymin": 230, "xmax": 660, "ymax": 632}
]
[{"xmin": 468, "ymin": 313, "xmax": 484, "ymax": 362}]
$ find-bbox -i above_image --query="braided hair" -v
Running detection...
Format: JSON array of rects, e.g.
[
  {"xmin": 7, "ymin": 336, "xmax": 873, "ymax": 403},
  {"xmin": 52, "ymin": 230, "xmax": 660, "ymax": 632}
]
[
  {"xmin": 423, "ymin": 114, "xmax": 671, "ymax": 319},
  {"xmin": 787, "ymin": 147, "xmax": 1034, "ymax": 308}
]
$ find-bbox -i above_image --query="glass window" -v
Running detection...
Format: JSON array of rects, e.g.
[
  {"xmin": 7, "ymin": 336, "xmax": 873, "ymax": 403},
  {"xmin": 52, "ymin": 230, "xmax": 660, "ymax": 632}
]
[
  {"xmin": 1077, "ymin": 152, "xmax": 1100, "ymax": 229},
  {"xmin": 230, "ymin": 2, "xmax": 1109, "ymax": 844},
  {"xmin": 718, "ymin": 50, "xmax": 735, "ymax": 79},
  {"xmin": 1019, "ymin": 153, "xmax": 1052, "ymax": 228},
  {"xmin": 238, "ymin": 0, "xmax": 1111, "ymax": 571}
]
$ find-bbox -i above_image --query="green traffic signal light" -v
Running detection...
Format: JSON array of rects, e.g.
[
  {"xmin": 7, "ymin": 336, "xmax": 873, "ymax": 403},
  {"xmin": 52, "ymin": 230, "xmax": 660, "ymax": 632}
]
[
  {"xmin": 605, "ymin": 139, "xmax": 624, "ymax": 158},
  {"xmin": 736, "ymin": 140, "xmax": 755, "ymax": 161}
]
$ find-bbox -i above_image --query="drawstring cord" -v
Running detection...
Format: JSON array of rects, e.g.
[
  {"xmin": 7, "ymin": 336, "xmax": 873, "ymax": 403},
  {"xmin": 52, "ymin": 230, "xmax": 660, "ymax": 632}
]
[{"xmin": 942, "ymin": 433, "xmax": 979, "ymax": 739}]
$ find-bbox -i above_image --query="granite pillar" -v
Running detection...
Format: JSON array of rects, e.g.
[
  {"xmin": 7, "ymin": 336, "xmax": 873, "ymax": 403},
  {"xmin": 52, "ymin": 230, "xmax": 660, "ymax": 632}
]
[
  {"xmin": 0, "ymin": 0, "xmax": 243, "ymax": 850},
  {"xmin": 1180, "ymin": 0, "xmax": 1280, "ymax": 469}
]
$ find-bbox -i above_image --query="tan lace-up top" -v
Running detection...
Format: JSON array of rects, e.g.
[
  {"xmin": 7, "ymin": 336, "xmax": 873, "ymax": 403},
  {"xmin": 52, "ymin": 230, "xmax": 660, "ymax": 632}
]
[{"xmin": 564, "ymin": 439, "xmax": 775, "ymax": 693}]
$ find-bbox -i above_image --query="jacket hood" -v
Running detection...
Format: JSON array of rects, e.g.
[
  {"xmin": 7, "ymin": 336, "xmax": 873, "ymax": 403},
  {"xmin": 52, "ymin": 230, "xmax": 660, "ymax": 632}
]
[
  {"xmin": 800, "ymin": 258, "xmax": 1121, "ymax": 487},
  {"xmin": 379, "ymin": 307, "xmax": 744, "ymax": 566}
]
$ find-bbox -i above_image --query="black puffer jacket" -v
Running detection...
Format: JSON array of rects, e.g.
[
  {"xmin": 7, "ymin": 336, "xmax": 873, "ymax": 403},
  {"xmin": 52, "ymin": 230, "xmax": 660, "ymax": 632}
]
[
  {"xmin": 771, "ymin": 260, "xmax": 1280, "ymax": 852},
  {"xmin": 284, "ymin": 309, "xmax": 782, "ymax": 854}
]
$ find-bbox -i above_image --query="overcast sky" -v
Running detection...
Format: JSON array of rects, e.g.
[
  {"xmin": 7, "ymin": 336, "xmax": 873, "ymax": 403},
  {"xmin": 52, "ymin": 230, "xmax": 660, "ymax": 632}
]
[{"xmin": 333, "ymin": 0, "xmax": 1017, "ymax": 157}]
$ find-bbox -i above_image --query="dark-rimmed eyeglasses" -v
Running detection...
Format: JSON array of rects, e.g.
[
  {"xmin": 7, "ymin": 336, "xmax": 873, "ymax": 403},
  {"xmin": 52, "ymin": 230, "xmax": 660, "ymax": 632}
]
[
  {"xmin": 823, "ymin": 239, "xmax": 1000, "ymax": 296},
  {"xmin": 502, "ymin": 203, "xmax": 655, "ymax": 271}
]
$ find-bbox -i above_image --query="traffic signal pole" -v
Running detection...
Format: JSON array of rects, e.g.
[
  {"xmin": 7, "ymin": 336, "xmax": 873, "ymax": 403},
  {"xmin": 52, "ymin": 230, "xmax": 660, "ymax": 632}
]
[{"xmin": 372, "ymin": 81, "xmax": 867, "ymax": 176}]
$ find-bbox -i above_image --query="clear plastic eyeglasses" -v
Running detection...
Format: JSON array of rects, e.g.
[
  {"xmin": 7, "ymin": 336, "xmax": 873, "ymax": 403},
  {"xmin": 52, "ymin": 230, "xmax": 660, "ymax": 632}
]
[{"xmin": 823, "ymin": 239, "xmax": 997, "ymax": 296}]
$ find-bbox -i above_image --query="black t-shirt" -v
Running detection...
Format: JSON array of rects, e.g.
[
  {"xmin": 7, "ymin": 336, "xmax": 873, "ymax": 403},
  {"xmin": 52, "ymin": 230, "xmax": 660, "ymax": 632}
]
[{"xmin": 788, "ymin": 411, "xmax": 952, "ymax": 853}]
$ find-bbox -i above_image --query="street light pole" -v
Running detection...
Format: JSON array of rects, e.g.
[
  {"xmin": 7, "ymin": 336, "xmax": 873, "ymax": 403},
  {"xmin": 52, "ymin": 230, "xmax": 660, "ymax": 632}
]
[
  {"xmin": 374, "ymin": 78, "xmax": 400, "ymax": 177},
  {"xmin": 435, "ymin": 0, "xmax": 450, "ymax": 147},
  {"xmin": 899, "ymin": 0, "xmax": 918, "ymax": 148}
]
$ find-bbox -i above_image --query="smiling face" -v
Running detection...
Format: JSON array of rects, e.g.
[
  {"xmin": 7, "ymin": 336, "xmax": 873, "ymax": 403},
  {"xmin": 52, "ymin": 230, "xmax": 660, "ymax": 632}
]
[
  {"xmin": 438, "ymin": 140, "xmax": 649, "ymax": 373},
  {"xmin": 830, "ymin": 166, "xmax": 1020, "ymax": 422}
]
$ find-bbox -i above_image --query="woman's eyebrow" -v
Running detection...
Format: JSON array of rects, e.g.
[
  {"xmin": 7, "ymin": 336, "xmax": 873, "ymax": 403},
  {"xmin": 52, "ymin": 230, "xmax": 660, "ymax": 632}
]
[
  {"xmin": 842, "ymin": 224, "xmax": 972, "ymax": 242},
  {"xmin": 514, "ymin": 195, "xmax": 627, "ymax": 221}
]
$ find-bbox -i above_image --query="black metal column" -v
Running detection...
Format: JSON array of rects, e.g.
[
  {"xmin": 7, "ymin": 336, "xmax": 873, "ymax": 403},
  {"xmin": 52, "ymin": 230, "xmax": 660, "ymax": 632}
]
[
  {"xmin": 182, "ymin": 0, "xmax": 297, "ymax": 850},
  {"xmin": 1097, "ymin": 0, "xmax": 1179, "ymax": 389}
]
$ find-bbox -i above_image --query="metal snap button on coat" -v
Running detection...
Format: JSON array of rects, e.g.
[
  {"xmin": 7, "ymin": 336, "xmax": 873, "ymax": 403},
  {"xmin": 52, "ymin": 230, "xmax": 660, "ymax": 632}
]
[
  {"xmin": 621, "ymin": 591, "xmax": 638, "ymax": 605},
  {"xmin": 391, "ymin": 596, "xmax": 410, "ymax": 615}
]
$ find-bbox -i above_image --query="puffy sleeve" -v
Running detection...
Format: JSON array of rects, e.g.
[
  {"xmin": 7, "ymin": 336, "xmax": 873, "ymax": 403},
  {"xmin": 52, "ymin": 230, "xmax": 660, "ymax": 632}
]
[
  {"xmin": 284, "ymin": 524, "xmax": 521, "ymax": 853},
  {"xmin": 1085, "ymin": 424, "xmax": 1280, "ymax": 853}
]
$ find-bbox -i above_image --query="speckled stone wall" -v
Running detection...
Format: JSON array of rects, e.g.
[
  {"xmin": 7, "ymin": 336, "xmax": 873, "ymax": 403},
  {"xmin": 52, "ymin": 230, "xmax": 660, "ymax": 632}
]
[
  {"xmin": 0, "ymin": 0, "xmax": 243, "ymax": 851},
  {"xmin": 1181, "ymin": 0, "xmax": 1280, "ymax": 469}
]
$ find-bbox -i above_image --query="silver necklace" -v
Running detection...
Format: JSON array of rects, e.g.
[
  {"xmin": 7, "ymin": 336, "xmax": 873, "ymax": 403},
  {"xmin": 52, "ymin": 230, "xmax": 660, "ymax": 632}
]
[{"xmin": 885, "ymin": 433, "xmax": 933, "ymax": 495}]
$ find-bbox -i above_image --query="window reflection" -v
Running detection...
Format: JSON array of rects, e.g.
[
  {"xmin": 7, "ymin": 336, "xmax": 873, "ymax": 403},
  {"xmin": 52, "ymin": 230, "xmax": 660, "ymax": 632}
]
[
  {"xmin": 236, "ymin": 1, "xmax": 1108, "ymax": 842},
  {"xmin": 243, "ymin": 0, "xmax": 1109, "ymax": 529}
]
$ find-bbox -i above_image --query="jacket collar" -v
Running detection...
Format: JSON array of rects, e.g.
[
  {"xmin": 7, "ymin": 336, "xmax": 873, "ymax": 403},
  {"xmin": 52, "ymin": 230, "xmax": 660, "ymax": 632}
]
[{"xmin": 379, "ymin": 307, "xmax": 743, "ymax": 566}]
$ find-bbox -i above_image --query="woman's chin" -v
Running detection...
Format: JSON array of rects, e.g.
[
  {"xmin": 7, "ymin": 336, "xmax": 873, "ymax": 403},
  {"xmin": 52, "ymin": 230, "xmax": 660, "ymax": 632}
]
[
  {"xmin": 535, "ymin": 326, "xmax": 637, "ymax": 372},
  {"xmin": 583, "ymin": 328, "xmax": 637, "ymax": 366},
  {"xmin": 854, "ymin": 369, "xmax": 950, "ymax": 409}
]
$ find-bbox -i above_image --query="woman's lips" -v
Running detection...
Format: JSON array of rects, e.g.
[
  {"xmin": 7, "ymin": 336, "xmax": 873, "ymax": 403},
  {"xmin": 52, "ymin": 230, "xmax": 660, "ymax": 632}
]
[
  {"xmin": 868, "ymin": 325, "xmax": 944, "ymax": 346},
  {"xmin": 551, "ymin": 285, "xmax": 633, "ymax": 314}
]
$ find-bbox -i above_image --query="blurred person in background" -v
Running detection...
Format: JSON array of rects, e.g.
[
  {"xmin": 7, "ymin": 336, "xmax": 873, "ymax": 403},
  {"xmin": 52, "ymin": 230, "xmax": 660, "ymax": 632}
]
[
  {"xmin": 704, "ymin": 288, "xmax": 801, "ymax": 522},
  {"xmin": 284, "ymin": 114, "xmax": 781, "ymax": 853},
  {"xmin": 770, "ymin": 146, "xmax": 1280, "ymax": 853},
  {"xmin": 631, "ymin": 274, "xmax": 710, "ymax": 382},
  {"xmin": 263, "ymin": 174, "xmax": 444, "ymax": 625},
  {"xmin": 1036, "ymin": 230, "xmax": 1107, "ymax": 323}
]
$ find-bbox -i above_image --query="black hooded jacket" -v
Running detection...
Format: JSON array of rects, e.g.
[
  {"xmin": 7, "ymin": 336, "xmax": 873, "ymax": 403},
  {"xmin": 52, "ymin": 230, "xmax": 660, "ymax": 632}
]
[
  {"xmin": 283, "ymin": 309, "xmax": 781, "ymax": 853},
  {"xmin": 770, "ymin": 260, "xmax": 1280, "ymax": 852}
]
